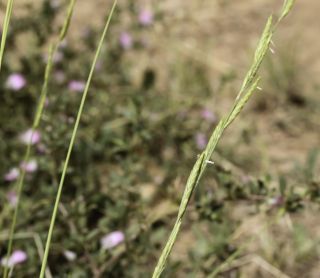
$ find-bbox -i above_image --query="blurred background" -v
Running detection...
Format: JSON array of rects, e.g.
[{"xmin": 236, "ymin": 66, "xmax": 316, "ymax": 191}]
[{"xmin": 0, "ymin": 0, "xmax": 319, "ymax": 277}]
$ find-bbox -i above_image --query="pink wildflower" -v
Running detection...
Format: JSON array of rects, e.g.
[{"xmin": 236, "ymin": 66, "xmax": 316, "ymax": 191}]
[
  {"xmin": 6, "ymin": 73, "xmax": 26, "ymax": 91},
  {"xmin": 21, "ymin": 159, "xmax": 38, "ymax": 173},
  {"xmin": 1, "ymin": 250, "xmax": 27, "ymax": 267},
  {"xmin": 138, "ymin": 9, "xmax": 153, "ymax": 26},
  {"xmin": 4, "ymin": 168, "xmax": 20, "ymax": 182},
  {"xmin": 120, "ymin": 32, "xmax": 133, "ymax": 49},
  {"xmin": 101, "ymin": 231, "xmax": 125, "ymax": 250},
  {"xmin": 20, "ymin": 129, "xmax": 41, "ymax": 145},
  {"xmin": 68, "ymin": 80, "xmax": 85, "ymax": 92}
]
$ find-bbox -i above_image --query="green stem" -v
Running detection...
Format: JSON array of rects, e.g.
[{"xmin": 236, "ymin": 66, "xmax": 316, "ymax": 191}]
[
  {"xmin": 0, "ymin": 0, "xmax": 14, "ymax": 72},
  {"xmin": 3, "ymin": 1, "xmax": 77, "ymax": 277},
  {"xmin": 39, "ymin": 1, "xmax": 117, "ymax": 277},
  {"xmin": 2, "ymin": 43, "xmax": 55, "ymax": 278}
]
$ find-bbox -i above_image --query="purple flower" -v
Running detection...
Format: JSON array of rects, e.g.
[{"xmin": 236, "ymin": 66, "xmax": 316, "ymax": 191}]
[
  {"xmin": 119, "ymin": 32, "xmax": 133, "ymax": 50},
  {"xmin": 4, "ymin": 168, "xmax": 20, "ymax": 182},
  {"xmin": 201, "ymin": 108, "xmax": 217, "ymax": 123},
  {"xmin": 20, "ymin": 129, "xmax": 41, "ymax": 145},
  {"xmin": 195, "ymin": 133, "xmax": 207, "ymax": 150},
  {"xmin": 1, "ymin": 250, "xmax": 27, "ymax": 267},
  {"xmin": 68, "ymin": 80, "xmax": 85, "ymax": 92},
  {"xmin": 21, "ymin": 159, "xmax": 38, "ymax": 173},
  {"xmin": 101, "ymin": 231, "xmax": 125, "ymax": 250},
  {"xmin": 6, "ymin": 73, "xmax": 26, "ymax": 91},
  {"xmin": 63, "ymin": 250, "xmax": 77, "ymax": 261},
  {"xmin": 7, "ymin": 191, "xmax": 18, "ymax": 207},
  {"xmin": 138, "ymin": 9, "xmax": 153, "ymax": 26}
]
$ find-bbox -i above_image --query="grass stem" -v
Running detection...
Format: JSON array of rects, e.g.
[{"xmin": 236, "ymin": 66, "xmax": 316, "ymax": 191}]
[
  {"xmin": 2, "ymin": 1, "xmax": 76, "ymax": 277},
  {"xmin": 39, "ymin": 1, "xmax": 117, "ymax": 277},
  {"xmin": 0, "ymin": 0, "xmax": 14, "ymax": 72}
]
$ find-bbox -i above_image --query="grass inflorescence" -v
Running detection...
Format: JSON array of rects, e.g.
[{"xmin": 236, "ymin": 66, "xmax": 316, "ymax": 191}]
[{"xmin": 152, "ymin": 1, "xmax": 295, "ymax": 277}]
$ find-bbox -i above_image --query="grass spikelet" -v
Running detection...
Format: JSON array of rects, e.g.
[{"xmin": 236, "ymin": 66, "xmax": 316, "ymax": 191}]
[
  {"xmin": 237, "ymin": 16, "xmax": 273, "ymax": 100},
  {"xmin": 279, "ymin": 0, "xmax": 295, "ymax": 22}
]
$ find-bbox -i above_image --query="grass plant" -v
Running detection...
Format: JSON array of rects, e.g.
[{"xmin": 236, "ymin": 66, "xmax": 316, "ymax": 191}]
[
  {"xmin": 152, "ymin": 1, "xmax": 295, "ymax": 277},
  {"xmin": 2, "ymin": 1, "xmax": 76, "ymax": 277},
  {"xmin": 39, "ymin": 1, "xmax": 117, "ymax": 277}
]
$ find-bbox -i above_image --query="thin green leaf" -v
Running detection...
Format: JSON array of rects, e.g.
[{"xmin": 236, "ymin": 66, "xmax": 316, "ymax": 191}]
[{"xmin": 279, "ymin": 0, "xmax": 295, "ymax": 22}]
